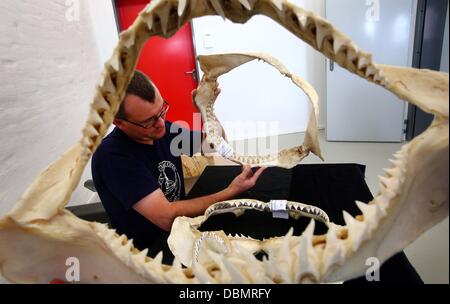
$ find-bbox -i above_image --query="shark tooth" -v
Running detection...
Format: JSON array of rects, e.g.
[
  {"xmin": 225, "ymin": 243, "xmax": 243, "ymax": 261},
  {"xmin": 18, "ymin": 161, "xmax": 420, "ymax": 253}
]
[
  {"xmin": 315, "ymin": 22, "xmax": 331, "ymax": 49},
  {"xmin": 221, "ymin": 256, "xmax": 250, "ymax": 283},
  {"xmin": 383, "ymin": 167, "xmax": 398, "ymax": 177},
  {"xmin": 378, "ymin": 175, "xmax": 391, "ymax": 188},
  {"xmin": 322, "ymin": 224, "xmax": 346, "ymax": 278},
  {"xmin": 143, "ymin": 257, "xmax": 165, "ymax": 283},
  {"xmin": 88, "ymin": 110, "xmax": 104, "ymax": 125},
  {"xmin": 238, "ymin": 0, "xmax": 252, "ymax": 10},
  {"xmin": 332, "ymin": 35, "xmax": 349, "ymax": 54},
  {"xmin": 81, "ymin": 136, "xmax": 94, "ymax": 148},
  {"xmin": 152, "ymin": 251, "xmax": 164, "ymax": 270},
  {"xmin": 178, "ymin": 0, "xmax": 187, "ymax": 16},
  {"xmin": 372, "ymin": 195, "xmax": 390, "ymax": 214},
  {"xmin": 277, "ymin": 227, "xmax": 295, "ymax": 282},
  {"xmin": 365, "ymin": 65, "xmax": 377, "ymax": 78},
  {"xmin": 192, "ymin": 261, "xmax": 216, "ymax": 283},
  {"xmin": 205, "ymin": 250, "xmax": 231, "ymax": 282},
  {"xmin": 262, "ymin": 256, "xmax": 276, "ymax": 280},
  {"xmin": 389, "ymin": 158, "xmax": 405, "ymax": 170},
  {"xmin": 355, "ymin": 201, "xmax": 384, "ymax": 232},
  {"xmin": 163, "ymin": 257, "xmax": 188, "ymax": 283},
  {"xmin": 145, "ymin": 13, "xmax": 154, "ymax": 31},
  {"xmin": 144, "ymin": 0, "xmax": 161, "ymax": 13},
  {"xmin": 94, "ymin": 222, "xmax": 108, "ymax": 235},
  {"xmin": 343, "ymin": 211, "xmax": 369, "ymax": 251},
  {"xmin": 83, "ymin": 124, "xmax": 99, "ymax": 138},
  {"xmin": 123, "ymin": 238, "xmax": 134, "ymax": 253},
  {"xmin": 272, "ymin": 0, "xmax": 284, "ymax": 11},
  {"xmin": 295, "ymin": 219, "xmax": 319, "ymax": 282},
  {"xmin": 295, "ymin": 10, "xmax": 308, "ymax": 29},
  {"xmin": 357, "ymin": 54, "xmax": 372, "ymax": 69},
  {"xmin": 156, "ymin": 2, "xmax": 171, "ymax": 37},
  {"xmin": 133, "ymin": 248, "xmax": 149, "ymax": 265},
  {"xmin": 233, "ymin": 244, "xmax": 263, "ymax": 280},
  {"xmin": 93, "ymin": 92, "xmax": 110, "ymax": 111},
  {"xmin": 210, "ymin": 0, "xmax": 226, "ymax": 20},
  {"xmin": 109, "ymin": 51, "xmax": 122, "ymax": 72},
  {"xmin": 374, "ymin": 70, "xmax": 386, "ymax": 82},
  {"xmin": 100, "ymin": 71, "xmax": 115, "ymax": 93},
  {"xmin": 346, "ymin": 44, "xmax": 359, "ymax": 62},
  {"xmin": 104, "ymin": 228, "xmax": 117, "ymax": 242},
  {"xmin": 111, "ymin": 234, "xmax": 127, "ymax": 249},
  {"xmin": 120, "ymin": 30, "xmax": 136, "ymax": 49}
]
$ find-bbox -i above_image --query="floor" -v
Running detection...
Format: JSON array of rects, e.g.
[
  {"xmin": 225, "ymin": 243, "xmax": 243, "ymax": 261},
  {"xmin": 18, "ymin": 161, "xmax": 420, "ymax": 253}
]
[{"xmin": 229, "ymin": 130, "xmax": 449, "ymax": 284}]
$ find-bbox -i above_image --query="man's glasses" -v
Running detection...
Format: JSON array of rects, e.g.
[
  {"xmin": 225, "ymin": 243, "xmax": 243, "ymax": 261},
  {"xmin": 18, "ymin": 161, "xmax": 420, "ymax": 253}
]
[{"xmin": 123, "ymin": 100, "xmax": 170, "ymax": 129}]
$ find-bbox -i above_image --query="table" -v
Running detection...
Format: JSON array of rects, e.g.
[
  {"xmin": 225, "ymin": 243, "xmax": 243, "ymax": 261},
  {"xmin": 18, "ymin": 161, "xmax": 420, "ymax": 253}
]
[{"xmin": 186, "ymin": 164, "xmax": 423, "ymax": 284}]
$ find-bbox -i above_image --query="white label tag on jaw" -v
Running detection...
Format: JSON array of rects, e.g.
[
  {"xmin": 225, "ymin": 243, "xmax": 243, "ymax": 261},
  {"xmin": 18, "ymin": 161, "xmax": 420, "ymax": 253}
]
[
  {"xmin": 217, "ymin": 139, "xmax": 234, "ymax": 158},
  {"xmin": 270, "ymin": 200, "xmax": 289, "ymax": 219}
]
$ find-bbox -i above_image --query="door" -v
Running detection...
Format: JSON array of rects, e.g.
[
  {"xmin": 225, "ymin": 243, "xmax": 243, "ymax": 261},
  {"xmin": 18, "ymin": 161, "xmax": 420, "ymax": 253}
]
[
  {"xmin": 407, "ymin": 0, "xmax": 449, "ymax": 140},
  {"xmin": 326, "ymin": 0, "xmax": 415, "ymax": 142},
  {"xmin": 115, "ymin": 0, "xmax": 200, "ymax": 130}
]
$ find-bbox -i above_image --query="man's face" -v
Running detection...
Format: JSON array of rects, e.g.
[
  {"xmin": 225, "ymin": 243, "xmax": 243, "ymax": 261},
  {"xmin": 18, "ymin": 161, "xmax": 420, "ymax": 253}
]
[{"xmin": 115, "ymin": 88, "xmax": 167, "ymax": 144}]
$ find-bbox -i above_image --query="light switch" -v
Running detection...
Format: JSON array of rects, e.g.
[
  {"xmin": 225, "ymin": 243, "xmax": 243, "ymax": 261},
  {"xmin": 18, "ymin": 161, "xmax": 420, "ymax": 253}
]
[{"xmin": 203, "ymin": 32, "xmax": 214, "ymax": 49}]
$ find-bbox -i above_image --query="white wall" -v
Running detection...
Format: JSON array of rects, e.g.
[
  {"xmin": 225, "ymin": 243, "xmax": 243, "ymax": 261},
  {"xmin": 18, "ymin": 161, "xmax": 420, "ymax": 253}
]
[
  {"xmin": 0, "ymin": 0, "xmax": 118, "ymax": 218},
  {"xmin": 88, "ymin": 0, "xmax": 119, "ymax": 67},
  {"xmin": 192, "ymin": 0, "xmax": 326, "ymax": 141}
]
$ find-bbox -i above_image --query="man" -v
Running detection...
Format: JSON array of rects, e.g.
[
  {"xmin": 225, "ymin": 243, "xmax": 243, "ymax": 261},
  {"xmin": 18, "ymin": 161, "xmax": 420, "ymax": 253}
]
[{"xmin": 92, "ymin": 71, "xmax": 265, "ymax": 262}]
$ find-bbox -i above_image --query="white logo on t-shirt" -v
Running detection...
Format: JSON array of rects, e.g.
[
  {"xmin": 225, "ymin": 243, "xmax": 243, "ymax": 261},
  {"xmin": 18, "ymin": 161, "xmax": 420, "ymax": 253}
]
[{"xmin": 157, "ymin": 161, "xmax": 181, "ymax": 202}]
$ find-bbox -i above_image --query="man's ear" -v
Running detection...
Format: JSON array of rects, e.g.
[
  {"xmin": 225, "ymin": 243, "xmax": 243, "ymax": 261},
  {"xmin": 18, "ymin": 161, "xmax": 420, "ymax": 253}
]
[{"xmin": 113, "ymin": 118, "xmax": 125, "ymax": 129}]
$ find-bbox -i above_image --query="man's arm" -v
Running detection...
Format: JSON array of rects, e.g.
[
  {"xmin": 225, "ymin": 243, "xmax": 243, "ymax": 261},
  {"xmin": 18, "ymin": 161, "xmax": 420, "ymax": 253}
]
[{"xmin": 133, "ymin": 165, "xmax": 265, "ymax": 231}]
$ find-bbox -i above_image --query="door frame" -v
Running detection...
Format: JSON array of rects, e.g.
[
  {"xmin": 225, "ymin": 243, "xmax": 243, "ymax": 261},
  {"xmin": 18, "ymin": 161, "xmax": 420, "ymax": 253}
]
[
  {"xmin": 112, "ymin": 0, "xmax": 122, "ymax": 35},
  {"xmin": 406, "ymin": 0, "xmax": 449, "ymax": 140},
  {"xmin": 324, "ymin": 0, "xmax": 416, "ymax": 142}
]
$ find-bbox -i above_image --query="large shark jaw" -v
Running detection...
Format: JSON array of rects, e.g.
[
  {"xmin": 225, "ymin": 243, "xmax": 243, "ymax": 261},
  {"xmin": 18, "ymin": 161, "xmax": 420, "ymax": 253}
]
[
  {"xmin": 193, "ymin": 52, "xmax": 323, "ymax": 168},
  {"xmin": 168, "ymin": 200, "xmax": 332, "ymax": 268},
  {"xmin": 0, "ymin": 0, "xmax": 448, "ymax": 283}
]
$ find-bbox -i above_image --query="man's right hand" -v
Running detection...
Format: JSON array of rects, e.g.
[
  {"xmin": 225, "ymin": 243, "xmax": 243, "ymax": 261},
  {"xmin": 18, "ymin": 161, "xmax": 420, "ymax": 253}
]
[{"xmin": 227, "ymin": 165, "xmax": 266, "ymax": 195}]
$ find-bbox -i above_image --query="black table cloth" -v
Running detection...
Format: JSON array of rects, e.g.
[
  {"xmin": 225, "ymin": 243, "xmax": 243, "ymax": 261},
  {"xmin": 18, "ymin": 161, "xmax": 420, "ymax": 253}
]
[{"xmin": 184, "ymin": 164, "xmax": 423, "ymax": 284}]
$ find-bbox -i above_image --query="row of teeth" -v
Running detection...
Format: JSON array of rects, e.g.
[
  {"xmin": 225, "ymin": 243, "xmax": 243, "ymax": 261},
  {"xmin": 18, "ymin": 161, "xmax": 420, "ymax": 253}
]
[
  {"xmin": 92, "ymin": 145, "xmax": 407, "ymax": 283},
  {"xmin": 193, "ymin": 231, "xmax": 228, "ymax": 263},
  {"xmin": 206, "ymin": 200, "xmax": 330, "ymax": 223},
  {"xmin": 137, "ymin": 0, "xmax": 387, "ymax": 84},
  {"xmin": 94, "ymin": 223, "xmax": 194, "ymax": 283},
  {"xmin": 80, "ymin": 0, "xmax": 386, "ymax": 164},
  {"xmin": 85, "ymin": 0, "xmax": 404, "ymax": 282},
  {"xmin": 203, "ymin": 107, "xmax": 282, "ymax": 164}
]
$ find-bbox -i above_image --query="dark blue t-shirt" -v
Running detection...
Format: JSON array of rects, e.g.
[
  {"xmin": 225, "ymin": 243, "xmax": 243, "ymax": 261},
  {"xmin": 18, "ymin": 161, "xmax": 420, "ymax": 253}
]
[{"xmin": 91, "ymin": 121, "xmax": 200, "ymax": 258}]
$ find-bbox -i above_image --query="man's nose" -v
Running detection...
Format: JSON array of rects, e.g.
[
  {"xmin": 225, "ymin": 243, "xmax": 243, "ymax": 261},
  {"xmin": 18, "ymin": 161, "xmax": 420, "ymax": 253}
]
[{"xmin": 155, "ymin": 116, "xmax": 165, "ymax": 127}]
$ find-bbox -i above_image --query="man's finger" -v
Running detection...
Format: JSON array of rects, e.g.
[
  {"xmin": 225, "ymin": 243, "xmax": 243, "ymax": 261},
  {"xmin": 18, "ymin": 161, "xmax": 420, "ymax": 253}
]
[
  {"xmin": 241, "ymin": 165, "xmax": 252, "ymax": 176},
  {"xmin": 250, "ymin": 166, "xmax": 266, "ymax": 182}
]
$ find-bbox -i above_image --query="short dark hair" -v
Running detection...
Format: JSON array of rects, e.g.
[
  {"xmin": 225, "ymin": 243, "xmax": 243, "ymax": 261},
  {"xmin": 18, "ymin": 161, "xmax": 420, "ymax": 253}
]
[{"xmin": 116, "ymin": 70, "xmax": 155, "ymax": 119}]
